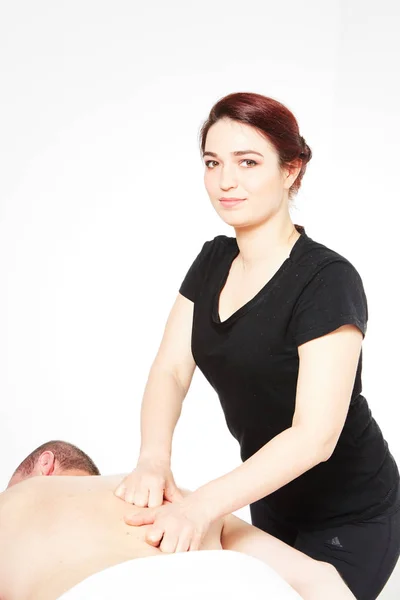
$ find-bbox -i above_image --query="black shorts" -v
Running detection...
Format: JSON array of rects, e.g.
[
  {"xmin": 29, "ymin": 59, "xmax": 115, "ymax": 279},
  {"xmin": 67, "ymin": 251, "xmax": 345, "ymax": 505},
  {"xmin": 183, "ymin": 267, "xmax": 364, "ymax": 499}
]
[{"xmin": 250, "ymin": 484, "xmax": 400, "ymax": 600}]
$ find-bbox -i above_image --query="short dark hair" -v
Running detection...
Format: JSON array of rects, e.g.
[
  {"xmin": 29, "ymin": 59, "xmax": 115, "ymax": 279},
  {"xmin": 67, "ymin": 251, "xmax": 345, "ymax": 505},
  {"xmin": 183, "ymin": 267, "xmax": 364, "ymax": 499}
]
[{"xmin": 13, "ymin": 440, "xmax": 101, "ymax": 477}]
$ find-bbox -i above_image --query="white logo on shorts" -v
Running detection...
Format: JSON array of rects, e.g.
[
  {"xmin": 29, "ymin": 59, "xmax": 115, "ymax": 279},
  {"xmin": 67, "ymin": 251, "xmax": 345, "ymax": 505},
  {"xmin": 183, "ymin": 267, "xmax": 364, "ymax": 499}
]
[{"xmin": 327, "ymin": 536, "xmax": 343, "ymax": 548}]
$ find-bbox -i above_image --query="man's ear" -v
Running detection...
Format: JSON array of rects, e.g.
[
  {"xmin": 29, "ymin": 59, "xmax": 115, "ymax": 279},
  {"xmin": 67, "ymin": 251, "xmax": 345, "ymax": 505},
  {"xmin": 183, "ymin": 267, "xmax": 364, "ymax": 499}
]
[{"xmin": 36, "ymin": 451, "xmax": 56, "ymax": 476}]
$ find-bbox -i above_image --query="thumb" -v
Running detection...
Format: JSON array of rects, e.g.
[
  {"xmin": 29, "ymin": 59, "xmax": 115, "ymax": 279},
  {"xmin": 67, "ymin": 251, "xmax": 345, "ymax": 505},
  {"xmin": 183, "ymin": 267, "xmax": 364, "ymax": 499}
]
[
  {"xmin": 146, "ymin": 526, "xmax": 164, "ymax": 547},
  {"xmin": 164, "ymin": 481, "xmax": 183, "ymax": 503},
  {"xmin": 124, "ymin": 508, "xmax": 156, "ymax": 526}
]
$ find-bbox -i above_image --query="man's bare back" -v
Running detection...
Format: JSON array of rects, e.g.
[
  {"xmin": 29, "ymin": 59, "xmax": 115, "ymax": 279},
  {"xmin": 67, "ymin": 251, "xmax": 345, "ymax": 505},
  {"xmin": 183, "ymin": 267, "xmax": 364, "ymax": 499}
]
[{"xmin": 0, "ymin": 475, "xmax": 224, "ymax": 600}]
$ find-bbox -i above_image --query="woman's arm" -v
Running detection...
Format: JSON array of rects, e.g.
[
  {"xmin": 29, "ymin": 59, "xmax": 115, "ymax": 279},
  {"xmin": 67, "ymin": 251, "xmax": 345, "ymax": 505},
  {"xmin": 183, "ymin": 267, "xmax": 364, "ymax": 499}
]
[
  {"xmin": 191, "ymin": 323, "xmax": 364, "ymax": 521},
  {"xmin": 116, "ymin": 293, "xmax": 197, "ymax": 504},
  {"xmin": 137, "ymin": 293, "xmax": 197, "ymax": 462}
]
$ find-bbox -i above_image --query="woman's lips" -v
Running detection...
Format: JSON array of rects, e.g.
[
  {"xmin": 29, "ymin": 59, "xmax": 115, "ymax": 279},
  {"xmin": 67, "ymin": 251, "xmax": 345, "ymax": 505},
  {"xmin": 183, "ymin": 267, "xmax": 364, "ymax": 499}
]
[{"xmin": 219, "ymin": 198, "xmax": 246, "ymax": 208}]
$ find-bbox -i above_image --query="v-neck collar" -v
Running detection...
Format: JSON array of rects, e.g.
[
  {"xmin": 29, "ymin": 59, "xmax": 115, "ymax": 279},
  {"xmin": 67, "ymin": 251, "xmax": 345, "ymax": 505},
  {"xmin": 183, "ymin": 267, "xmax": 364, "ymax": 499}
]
[{"xmin": 212, "ymin": 225, "xmax": 308, "ymax": 327}]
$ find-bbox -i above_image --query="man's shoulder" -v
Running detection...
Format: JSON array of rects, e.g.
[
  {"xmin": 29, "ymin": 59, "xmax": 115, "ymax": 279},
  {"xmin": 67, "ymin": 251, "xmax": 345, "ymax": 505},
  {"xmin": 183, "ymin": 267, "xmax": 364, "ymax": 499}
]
[{"xmin": 96, "ymin": 473, "xmax": 129, "ymax": 492}]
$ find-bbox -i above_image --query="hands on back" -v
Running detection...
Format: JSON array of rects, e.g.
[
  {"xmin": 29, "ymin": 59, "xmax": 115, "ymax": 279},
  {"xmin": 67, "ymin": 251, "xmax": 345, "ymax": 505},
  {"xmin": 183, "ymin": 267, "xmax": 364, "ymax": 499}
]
[
  {"xmin": 114, "ymin": 458, "xmax": 213, "ymax": 554},
  {"xmin": 114, "ymin": 457, "xmax": 181, "ymax": 508}
]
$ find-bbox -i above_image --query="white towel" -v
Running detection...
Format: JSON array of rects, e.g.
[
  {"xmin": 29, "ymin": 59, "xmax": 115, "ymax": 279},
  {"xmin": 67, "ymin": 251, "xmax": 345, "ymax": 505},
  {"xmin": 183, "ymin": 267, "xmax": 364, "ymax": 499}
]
[{"xmin": 57, "ymin": 549, "xmax": 302, "ymax": 599}]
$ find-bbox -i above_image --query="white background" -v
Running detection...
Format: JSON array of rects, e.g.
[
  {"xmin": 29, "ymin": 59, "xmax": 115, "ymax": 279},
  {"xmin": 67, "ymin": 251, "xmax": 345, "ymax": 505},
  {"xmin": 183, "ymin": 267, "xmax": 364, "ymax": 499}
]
[{"xmin": 1, "ymin": 0, "xmax": 399, "ymax": 595}]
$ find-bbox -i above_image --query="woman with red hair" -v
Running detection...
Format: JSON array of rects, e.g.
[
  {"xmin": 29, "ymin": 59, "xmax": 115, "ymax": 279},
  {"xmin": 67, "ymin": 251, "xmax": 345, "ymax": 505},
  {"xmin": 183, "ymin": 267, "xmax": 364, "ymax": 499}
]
[{"xmin": 116, "ymin": 92, "xmax": 400, "ymax": 599}]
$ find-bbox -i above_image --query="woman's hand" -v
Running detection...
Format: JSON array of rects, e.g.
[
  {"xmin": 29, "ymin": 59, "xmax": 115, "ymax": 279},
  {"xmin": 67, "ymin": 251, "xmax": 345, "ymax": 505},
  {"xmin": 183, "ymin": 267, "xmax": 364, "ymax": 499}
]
[
  {"xmin": 114, "ymin": 457, "xmax": 182, "ymax": 508},
  {"xmin": 124, "ymin": 495, "xmax": 213, "ymax": 553}
]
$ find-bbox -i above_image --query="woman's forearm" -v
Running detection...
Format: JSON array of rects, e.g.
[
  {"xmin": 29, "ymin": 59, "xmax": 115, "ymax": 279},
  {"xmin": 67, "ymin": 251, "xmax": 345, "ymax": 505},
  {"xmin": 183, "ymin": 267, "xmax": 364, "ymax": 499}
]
[
  {"xmin": 192, "ymin": 425, "xmax": 328, "ymax": 521},
  {"xmin": 138, "ymin": 364, "xmax": 187, "ymax": 463}
]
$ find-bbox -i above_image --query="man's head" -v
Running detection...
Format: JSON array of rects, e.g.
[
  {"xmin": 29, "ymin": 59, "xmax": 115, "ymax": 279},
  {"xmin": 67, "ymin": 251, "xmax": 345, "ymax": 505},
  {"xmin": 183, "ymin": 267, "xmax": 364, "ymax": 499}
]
[{"xmin": 7, "ymin": 440, "xmax": 100, "ymax": 488}]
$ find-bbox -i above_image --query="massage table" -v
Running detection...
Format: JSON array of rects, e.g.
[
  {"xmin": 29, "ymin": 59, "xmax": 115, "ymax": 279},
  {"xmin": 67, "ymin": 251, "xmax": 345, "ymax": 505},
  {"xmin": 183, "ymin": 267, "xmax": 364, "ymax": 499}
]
[{"xmin": 58, "ymin": 549, "xmax": 302, "ymax": 599}]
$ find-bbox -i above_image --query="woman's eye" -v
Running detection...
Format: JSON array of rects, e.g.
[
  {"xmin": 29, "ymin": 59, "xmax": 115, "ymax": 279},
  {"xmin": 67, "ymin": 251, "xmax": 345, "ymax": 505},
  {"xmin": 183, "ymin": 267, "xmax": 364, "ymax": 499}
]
[{"xmin": 204, "ymin": 159, "xmax": 257, "ymax": 169}]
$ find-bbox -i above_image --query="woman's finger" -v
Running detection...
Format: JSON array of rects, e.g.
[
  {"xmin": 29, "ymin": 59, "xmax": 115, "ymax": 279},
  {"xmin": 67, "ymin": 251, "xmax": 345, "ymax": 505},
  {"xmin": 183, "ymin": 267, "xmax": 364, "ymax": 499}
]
[
  {"xmin": 164, "ymin": 482, "xmax": 182, "ymax": 503},
  {"xmin": 159, "ymin": 531, "xmax": 178, "ymax": 554},
  {"xmin": 124, "ymin": 488, "xmax": 136, "ymax": 504},
  {"xmin": 145, "ymin": 526, "xmax": 164, "ymax": 547},
  {"xmin": 132, "ymin": 489, "xmax": 149, "ymax": 507},
  {"xmin": 124, "ymin": 508, "xmax": 156, "ymax": 526},
  {"xmin": 147, "ymin": 485, "xmax": 164, "ymax": 508},
  {"xmin": 175, "ymin": 529, "xmax": 192, "ymax": 553},
  {"xmin": 114, "ymin": 483, "xmax": 126, "ymax": 499},
  {"xmin": 188, "ymin": 531, "xmax": 203, "ymax": 552}
]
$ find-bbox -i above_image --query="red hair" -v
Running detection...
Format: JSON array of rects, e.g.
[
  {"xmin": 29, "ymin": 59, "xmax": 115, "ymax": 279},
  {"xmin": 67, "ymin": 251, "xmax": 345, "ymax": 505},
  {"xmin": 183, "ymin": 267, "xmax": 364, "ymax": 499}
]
[{"xmin": 199, "ymin": 92, "xmax": 312, "ymax": 198}]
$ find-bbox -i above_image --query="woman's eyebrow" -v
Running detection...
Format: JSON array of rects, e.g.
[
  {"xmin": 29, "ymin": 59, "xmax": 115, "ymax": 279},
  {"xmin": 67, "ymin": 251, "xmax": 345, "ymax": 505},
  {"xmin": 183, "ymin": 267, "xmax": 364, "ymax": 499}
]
[{"xmin": 202, "ymin": 150, "xmax": 264, "ymax": 158}]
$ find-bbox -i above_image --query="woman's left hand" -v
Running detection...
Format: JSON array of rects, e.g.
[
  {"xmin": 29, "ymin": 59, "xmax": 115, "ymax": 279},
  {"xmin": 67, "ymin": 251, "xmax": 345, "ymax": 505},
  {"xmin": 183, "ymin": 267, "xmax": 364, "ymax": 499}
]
[{"xmin": 124, "ymin": 496, "xmax": 213, "ymax": 553}]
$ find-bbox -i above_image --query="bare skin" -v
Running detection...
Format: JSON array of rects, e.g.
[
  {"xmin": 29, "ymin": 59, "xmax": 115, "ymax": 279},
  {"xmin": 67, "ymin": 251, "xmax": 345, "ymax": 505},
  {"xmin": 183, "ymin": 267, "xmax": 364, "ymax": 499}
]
[
  {"xmin": 217, "ymin": 226, "xmax": 300, "ymax": 323},
  {"xmin": 0, "ymin": 473, "xmax": 355, "ymax": 600},
  {"xmin": 0, "ymin": 474, "xmax": 223, "ymax": 600}
]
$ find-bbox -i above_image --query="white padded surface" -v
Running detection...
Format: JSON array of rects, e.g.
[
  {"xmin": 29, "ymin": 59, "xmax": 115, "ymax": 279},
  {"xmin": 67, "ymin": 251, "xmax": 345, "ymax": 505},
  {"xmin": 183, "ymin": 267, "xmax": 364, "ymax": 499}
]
[{"xmin": 57, "ymin": 549, "xmax": 302, "ymax": 599}]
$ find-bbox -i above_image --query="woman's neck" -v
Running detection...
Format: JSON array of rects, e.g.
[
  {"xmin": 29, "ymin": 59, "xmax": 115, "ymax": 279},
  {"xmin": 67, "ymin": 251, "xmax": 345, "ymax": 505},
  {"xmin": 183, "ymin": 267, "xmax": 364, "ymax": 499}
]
[{"xmin": 234, "ymin": 216, "xmax": 300, "ymax": 271}]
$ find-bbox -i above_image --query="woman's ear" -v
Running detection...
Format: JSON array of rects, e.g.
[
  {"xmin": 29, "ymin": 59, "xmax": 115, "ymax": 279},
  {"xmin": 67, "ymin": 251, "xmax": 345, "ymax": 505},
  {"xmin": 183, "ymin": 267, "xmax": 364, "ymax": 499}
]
[{"xmin": 282, "ymin": 159, "xmax": 302, "ymax": 191}]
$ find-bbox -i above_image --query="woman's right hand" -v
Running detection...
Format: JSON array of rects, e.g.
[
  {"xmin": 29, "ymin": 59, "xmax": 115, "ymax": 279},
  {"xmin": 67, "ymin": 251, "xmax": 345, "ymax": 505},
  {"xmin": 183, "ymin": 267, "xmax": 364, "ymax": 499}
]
[{"xmin": 114, "ymin": 457, "xmax": 182, "ymax": 508}]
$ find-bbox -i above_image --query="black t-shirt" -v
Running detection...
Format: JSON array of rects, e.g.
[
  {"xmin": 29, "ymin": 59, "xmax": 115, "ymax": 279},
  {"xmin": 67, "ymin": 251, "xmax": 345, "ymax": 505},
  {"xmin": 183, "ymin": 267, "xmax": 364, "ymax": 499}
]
[{"xmin": 179, "ymin": 225, "xmax": 399, "ymax": 530}]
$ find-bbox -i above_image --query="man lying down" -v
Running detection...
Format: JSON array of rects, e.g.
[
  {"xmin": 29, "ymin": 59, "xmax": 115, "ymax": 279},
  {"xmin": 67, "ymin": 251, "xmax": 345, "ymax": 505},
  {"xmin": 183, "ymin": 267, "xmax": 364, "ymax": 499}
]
[{"xmin": 0, "ymin": 441, "xmax": 355, "ymax": 600}]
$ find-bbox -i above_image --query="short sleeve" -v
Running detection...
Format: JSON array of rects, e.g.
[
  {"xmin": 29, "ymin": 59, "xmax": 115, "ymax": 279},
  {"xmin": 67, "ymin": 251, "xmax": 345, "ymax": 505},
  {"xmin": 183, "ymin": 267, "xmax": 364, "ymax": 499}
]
[
  {"xmin": 179, "ymin": 239, "xmax": 215, "ymax": 303},
  {"xmin": 290, "ymin": 260, "xmax": 368, "ymax": 346}
]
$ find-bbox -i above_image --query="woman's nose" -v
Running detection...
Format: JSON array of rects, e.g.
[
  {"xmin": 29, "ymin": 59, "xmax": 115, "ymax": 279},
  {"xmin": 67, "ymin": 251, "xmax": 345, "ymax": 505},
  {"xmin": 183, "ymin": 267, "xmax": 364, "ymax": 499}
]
[{"xmin": 219, "ymin": 166, "xmax": 238, "ymax": 190}]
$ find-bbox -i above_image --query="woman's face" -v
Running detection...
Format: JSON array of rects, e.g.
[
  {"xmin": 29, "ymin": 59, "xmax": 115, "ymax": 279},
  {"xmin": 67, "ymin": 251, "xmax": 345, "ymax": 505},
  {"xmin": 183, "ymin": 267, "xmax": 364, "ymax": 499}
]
[{"xmin": 203, "ymin": 118, "xmax": 297, "ymax": 229}]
